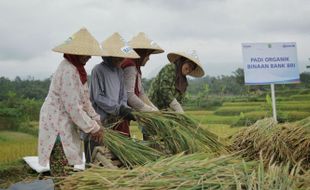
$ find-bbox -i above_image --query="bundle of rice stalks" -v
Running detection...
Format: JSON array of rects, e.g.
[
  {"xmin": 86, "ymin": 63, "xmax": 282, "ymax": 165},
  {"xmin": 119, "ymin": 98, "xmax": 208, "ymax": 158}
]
[
  {"xmin": 243, "ymin": 159, "xmax": 308, "ymax": 190},
  {"xmin": 134, "ymin": 111, "xmax": 226, "ymax": 155},
  {"xmin": 281, "ymin": 117, "xmax": 310, "ymax": 171},
  {"xmin": 102, "ymin": 128, "xmax": 164, "ymax": 168},
  {"xmin": 230, "ymin": 117, "xmax": 310, "ymax": 171},
  {"xmin": 60, "ymin": 153, "xmax": 308, "ymax": 190},
  {"xmin": 229, "ymin": 118, "xmax": 277, "ymax": 160}
]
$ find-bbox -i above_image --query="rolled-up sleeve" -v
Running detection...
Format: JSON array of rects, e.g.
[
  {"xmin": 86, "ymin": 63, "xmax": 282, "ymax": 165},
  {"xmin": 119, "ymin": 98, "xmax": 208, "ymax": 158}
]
[{"xmin": 60, "ymin": 68, "xmax": 100, "ymax": 134}]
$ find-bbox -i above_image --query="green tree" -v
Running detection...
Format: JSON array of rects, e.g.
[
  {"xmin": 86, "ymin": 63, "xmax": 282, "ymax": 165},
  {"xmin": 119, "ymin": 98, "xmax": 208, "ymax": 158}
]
[
  {"xmin": 233, "ymin": 68, "xmax": 244, "ymax": 85},
  {"xmin": 300, "ymin": 72, "xmax": 310, "ymax": 87}
]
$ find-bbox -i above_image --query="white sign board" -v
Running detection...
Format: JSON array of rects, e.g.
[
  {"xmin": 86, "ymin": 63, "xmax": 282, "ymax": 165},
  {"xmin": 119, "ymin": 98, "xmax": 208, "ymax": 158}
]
[{"xmin": 242, "ymin": 42, "xmax": 300, "ymax": 85}]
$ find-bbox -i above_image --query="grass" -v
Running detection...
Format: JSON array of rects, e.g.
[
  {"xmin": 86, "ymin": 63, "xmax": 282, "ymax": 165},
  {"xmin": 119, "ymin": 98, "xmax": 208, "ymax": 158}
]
[
  {"xmin": 0, "ymin": 131, "xmax": 37, "ymax": 165},
  {"xmin": 200, "ymin": 124, "xmax": 243, "ymax": 139},
  {"xmin": 290, "ymin": 94, "xmax": 310, "ymax": 101},
  {"xmin": 277, "ymin": 103, "xmax": 310, "ymax": 112},
  {"xmin": 214, "ymin": 106, "xmax": 263, "ymax": 115},
  {"xmin": 0, "ymin": 131, "xmax": 38, "ymax": 188},
  {"xmin": 223, "ymin": 102, "xmax": 264, "ymax": 106},
  {"xmin": 189, "ymin": 114, "xmax": 239, "ymax": 125}
]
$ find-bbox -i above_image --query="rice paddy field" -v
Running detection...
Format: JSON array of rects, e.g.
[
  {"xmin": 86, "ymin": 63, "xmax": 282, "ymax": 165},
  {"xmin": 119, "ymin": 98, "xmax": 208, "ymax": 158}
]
[
  {"xmin": 0, "ymin": 131, "xmax": 37, "ymax": 165},
  {"xmin": 0, "ymin": 94, "xmax": 309, "ymax": 189}
]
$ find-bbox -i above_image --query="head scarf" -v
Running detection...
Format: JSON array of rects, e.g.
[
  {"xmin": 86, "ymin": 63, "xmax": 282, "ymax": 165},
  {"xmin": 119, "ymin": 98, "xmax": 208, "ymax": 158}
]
[
  {"xmin": 174, "ymin": 57, "xmax": 188, "ymax": 94},
  {"xmin": 63, "ymin": 54, "xmax": 88, "ymax": 84}
]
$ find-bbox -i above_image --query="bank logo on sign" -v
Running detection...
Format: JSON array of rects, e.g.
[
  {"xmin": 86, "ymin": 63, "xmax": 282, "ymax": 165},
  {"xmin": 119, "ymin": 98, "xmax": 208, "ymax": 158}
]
[{"xmin": 283, "ymin": 44, "xmax": 295, "ymax": 48}]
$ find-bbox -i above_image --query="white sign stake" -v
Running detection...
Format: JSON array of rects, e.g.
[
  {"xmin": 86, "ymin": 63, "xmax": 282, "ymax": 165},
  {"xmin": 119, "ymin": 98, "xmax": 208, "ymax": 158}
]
[{"xmin": 270, "ymin": 83, "xmax": 277, "ymax": 122}]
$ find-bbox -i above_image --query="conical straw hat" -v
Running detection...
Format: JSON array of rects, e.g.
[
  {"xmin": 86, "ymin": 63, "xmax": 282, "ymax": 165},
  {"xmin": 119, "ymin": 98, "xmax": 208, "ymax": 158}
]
[
  {"xmin": 52, "ymin": 27, "xmax": 108, "ymax": 56},
  {"xmin": 129, "ymin": 32, "xmax": 164, "ymax": 54},
  {"xmin": 101, "ymin": 33, "xmax": 140, "ymax": 58},
  {"xmin": 167, "ymin": 50, "xmax": 205, "ymax": 78}
]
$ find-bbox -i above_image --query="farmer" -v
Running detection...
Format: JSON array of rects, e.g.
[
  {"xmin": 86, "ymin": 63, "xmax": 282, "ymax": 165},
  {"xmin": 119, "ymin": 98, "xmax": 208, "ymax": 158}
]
[
  {"xmin": 122, "ymin": 32, "xmax": 164, "ymax": 112},
  {"xmin": 38, "ymin": 28, "xmax": 105, "ymax": 177},
  {"xmin": 148, "ymin": 51, "xmax": 205, "ymax": 113},
  {"xmin": 121, "ymin": 32, "xmax": 164, "ymax": 140},
  {"xmin": 84, "ymin": 32, "xmax": 139, "ymax": 163}
]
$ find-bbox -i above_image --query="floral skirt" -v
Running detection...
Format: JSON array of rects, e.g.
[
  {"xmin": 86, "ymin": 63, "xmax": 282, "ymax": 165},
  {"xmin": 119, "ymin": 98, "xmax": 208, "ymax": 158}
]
[{"xmin": 50, "ymin": 139, "xmax": 70, "ymax": 177}]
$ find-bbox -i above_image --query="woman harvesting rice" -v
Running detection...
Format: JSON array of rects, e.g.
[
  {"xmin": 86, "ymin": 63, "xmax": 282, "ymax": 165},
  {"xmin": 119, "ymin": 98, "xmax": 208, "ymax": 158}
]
[
  {"xmin": 148, "ymin": 51, "xmax": 205, "ymax": 113},
  {"xmin": 121, "ymin": 32, "xmax": 164, "ymax": 140},
  {"xmin": 38, "ymin": 28, "xmax": 105, "ymax": 177},
  {"xmin": 84, "ymin": 33, "xmax": 139, "ymax": 163},
  {"xmin": 121, "ymin": 32, "xmax": 164, "ymax": 112}
]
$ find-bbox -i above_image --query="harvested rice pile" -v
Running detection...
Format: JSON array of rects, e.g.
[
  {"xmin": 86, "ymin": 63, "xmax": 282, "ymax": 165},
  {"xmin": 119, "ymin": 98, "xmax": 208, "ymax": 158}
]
[
  {"xmin": 102, "ymin": 128, "xmax": 164, "ymax": 168},
  {"xmin": 101, "ymin": 112, "xmax": 226, "ymax": 168},
  {"xmin": 60, "ymin": 153, "xmax": 309, "ymax": 190},
  {"xmin": 230, "ymin": 116, "xmax": 310, "ymax": 171},
  {"xmin": 95, "ymin": 111, "xmax": 227, "ymax": 169},
  {"xmin": 134, "ymin": 111, "xmax": 227, "ymax": 154}
]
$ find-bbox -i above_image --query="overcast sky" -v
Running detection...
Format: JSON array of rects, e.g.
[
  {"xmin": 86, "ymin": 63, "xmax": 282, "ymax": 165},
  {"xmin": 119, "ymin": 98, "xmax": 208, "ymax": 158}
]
[{"xmin": 0, "ymin": 0, "xmax": 310, "ymax": 80}]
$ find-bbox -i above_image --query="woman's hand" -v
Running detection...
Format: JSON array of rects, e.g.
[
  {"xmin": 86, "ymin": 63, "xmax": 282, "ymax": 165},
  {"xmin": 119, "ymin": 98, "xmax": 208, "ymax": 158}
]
[{"xmin": 91, "ymin": 128, "xmax": 104, "ymax": 143}]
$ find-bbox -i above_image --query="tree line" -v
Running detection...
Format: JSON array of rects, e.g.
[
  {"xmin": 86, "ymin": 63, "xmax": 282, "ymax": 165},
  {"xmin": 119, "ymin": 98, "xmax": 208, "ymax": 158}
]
[
  {"xmin": 0, "ymin": 69, "xmax": 309, "ymax": 131},
  {"xmin": 1, "ymin": 69, "xmax": 310, "ymax": 101}
]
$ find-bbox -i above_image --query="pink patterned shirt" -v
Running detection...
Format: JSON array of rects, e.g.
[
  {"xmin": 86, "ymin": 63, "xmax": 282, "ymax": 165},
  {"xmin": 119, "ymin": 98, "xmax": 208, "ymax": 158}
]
[{"xmin": 38, "ymin": 59, "xmax": 100, "ymax": 166}]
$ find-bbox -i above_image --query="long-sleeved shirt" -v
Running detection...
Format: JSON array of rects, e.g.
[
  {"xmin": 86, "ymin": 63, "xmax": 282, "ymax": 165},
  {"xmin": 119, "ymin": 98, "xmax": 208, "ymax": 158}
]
[
  {"xmin": 38, "ymin": 59, "xmax": 100, "ymax": 166},
  {"xmin": 148, "ymin": 63, "xmax": 186, "ymax": 109},
  {"xmin": 89, "ymin": 61, "xmax": 128, "ymax": 121},
  {"xmin": 123, "ymin": 64, "xmax": 157, "ymax": 111}
]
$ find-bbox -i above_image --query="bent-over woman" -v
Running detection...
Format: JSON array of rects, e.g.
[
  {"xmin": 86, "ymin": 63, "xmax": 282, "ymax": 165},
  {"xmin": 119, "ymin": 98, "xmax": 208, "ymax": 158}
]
[
  {"xmin": 148, "ymin": 51, "xmax": 205, "ymax": 113},
  {"xmin": 38, "ymin": 28, "xmax": 105, "ymax": 176}
]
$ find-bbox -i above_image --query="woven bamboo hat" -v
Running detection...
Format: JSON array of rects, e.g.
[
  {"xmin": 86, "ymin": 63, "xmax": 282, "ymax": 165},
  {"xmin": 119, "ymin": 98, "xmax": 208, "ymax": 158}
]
[
  {"xmin": 52, "ymin": 27, "xmax": 108, "ymax": 56},
  {"xmin": 101, "ymin": 33, "xmax": 140, "ymax": 58},
  {"xmin": 129, "ymin": 32, "xmax": 164, "ymax": 54},
  {"xmin": 167, "ymin": 50, "xmax": 205, "ymax": 77}
]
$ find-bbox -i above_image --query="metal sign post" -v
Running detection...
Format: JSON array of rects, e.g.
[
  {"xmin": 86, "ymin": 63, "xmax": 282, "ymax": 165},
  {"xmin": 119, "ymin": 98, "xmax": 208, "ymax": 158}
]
[{"xmin": 270, "ymin": 83, "xmax": 277, "ymax": 122}]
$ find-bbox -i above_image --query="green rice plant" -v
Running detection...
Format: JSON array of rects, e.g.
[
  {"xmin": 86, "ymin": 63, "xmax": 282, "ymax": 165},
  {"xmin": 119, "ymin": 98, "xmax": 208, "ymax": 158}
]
[
  {"xmin": 277, "ymin": 100, "xmax": 310, "ymax": 105},
  {"xmin": 290, "ymin": 94, "xmax": 310, "ymax": 101},
  {"xmin": 200, "ymin": 124, "xmax": 244, "ymax": 139},
  {"xmin": 277, "ymin": 103, "xmax": 310, "ymax": 112},
  {"xmin": 278, "ymin": 111, "xmax": 310, "ymax": 122},
  {"xmin": 274, "ymin": 89, "xmax": 304, "ymax": 97},
  {"xmin": 188, "ymin": 114, "xmax": 239, "ymax": 125},
  {"xmin": 299, "ymin": 89, "xmax": 310, "ymax": 95},
  {"xmin": 214, "ymin": 106, "xmax": 262, "ymax": 116},
  {"xmin": 186, "ymin": 110, "xmax": 214, "ymax": 116},
  {"xmin": 133, "ymin": 111, "xmax": 227, "ymax": 155},
  {"xmin": 0, "ymin": 131, "xmax": 37, "ymax": 165},
  {"xmin": 102, "ymin": 128, "xmax": 164, "ymax": 168},
  {"xmin": 222, "ymin": 102, "xmax": 263, "ymax": 107},
  {"xmin": 232, "ymin": 111, "xmax": 269, "ymax": 126}
]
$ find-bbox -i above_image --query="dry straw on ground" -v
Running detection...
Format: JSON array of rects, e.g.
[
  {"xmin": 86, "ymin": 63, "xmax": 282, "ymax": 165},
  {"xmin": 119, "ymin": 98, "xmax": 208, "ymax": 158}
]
[
  {"xmin": 230, "ymin": 116, "xmax": 310, "ymax": 171},
  {"xmin": 60, "ymin": 153, "xmax": 309, "ymax": 190}
]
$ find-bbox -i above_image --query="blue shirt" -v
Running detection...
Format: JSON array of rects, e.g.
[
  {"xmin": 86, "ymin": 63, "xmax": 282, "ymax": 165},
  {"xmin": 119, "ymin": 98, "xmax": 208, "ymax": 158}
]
[{"xmin": 89, "ymin": 61, "xmax": 128, "ymax": 120}]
